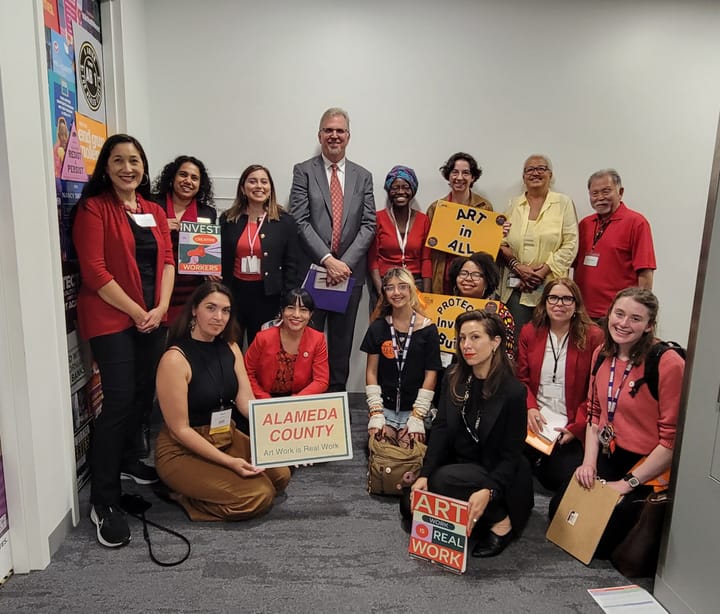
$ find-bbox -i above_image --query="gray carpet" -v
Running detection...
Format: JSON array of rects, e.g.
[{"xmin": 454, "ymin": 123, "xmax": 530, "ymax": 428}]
[{"xmin": 2, "ymin": 397, "xmax": 647, "ymax": 613}]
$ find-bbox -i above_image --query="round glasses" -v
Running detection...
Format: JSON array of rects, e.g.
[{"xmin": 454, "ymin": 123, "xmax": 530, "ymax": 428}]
[
  {"xmin": 383, "ymin": 283, "xmax": 410, "ymax": 293},
  {"xmin": 546, "ymin": 294, "xmax": 576, "ymax": 306}
]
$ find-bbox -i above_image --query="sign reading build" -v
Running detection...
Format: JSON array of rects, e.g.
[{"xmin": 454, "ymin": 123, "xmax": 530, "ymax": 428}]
[
  {"xmin": 425, "ymin": 200, "xmax": 504, "ymax": 256},
  {"xmin": 249, "ymin": 392, "xmax": 353, "ymax": 468}
]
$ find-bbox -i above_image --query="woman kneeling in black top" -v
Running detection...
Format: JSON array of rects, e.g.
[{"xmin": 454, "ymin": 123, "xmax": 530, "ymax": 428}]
[
  {"xmin": 407, "ymin": 310, "xmax": 533, "ymax": 557},
  {"xmin": 155, "ymin": 281, "xmax": 290, "ymax": 521}
]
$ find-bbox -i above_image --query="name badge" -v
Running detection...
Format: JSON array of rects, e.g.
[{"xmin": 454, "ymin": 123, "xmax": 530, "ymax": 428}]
[
  {"xmin": 132, "ymin": 213, "xmax": 157, "ymax": 227},
  {"xmin": 507, "ymin": 275, "xmax": 521, "ymax": 288},
  {"xmin": 543, "ymin": 382, "xmax": 563, "ymax": 399},
  {"xmin": 583, "ymin": 252, "xmax": 600, "ymax": 267},
  {"xmin": 241, "ymin": 255, "xmax": 261, "ymax": 274},
  {"xmin": 197, "ymin": 217, "xmax": 211, "ymax": 224},
  {"xmin": 209, "ymin": 408, "xmax": 232, "ymax": 434}
]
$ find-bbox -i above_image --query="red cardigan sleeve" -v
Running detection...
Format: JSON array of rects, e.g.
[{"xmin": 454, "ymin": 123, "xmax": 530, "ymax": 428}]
[
  {"xmin": 73, "ymin": 198, "xmax": 115, "ymax": 292},
  {"xmin": 516, "ymin": 322, "xmax": 539, "ymax": 411},
  {"xmin": 244, "ymin": 331, "xmax": 272, "ymax": 399}
]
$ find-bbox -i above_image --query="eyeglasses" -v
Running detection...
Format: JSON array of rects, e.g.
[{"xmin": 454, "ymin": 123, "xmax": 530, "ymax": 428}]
[
  {"xmin": 457, "ymin": 270, "xmax": 484, "ymax": 281},
  {"xmin": 524, "ymin": 166, "xmax": 550, "ymax": 175},
  {"xmin": 589, "ymin": 187, "xmax": 615, "ymax": 198},
  {"xmin": 320, "ymin": 128, "xmax": 348, "ymax": 136},
  {"xmin": 546, "ymin": 294, "xmax": 576, "ymax": 306},
  {"xmin": 383, "ymin": 283, "xmax": 410, "ymax": 293},
  {"xmin": 449, "ymin": 169, "xmax": 472, "ymax": 178}
]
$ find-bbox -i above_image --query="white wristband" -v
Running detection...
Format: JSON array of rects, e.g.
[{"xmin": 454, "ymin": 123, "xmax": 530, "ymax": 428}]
[
  {"xmin": 406, "ymin": 415, "xmax": 425, "ymax": 435},
  {"xmin": 412, "ymin": 388, "xmax": 434, "ymax": 419},
  {"xmin": 368, "ymin": 412, "xmax": 386, "ymax": 431},
  {"xmin": 365, "ymin": 384, "xmax": 383, "ymax": 412}
]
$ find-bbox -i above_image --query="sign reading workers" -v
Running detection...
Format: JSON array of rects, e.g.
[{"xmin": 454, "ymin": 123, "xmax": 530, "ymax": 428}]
[
  {"xmin": 420, "ymin": 293, "xmax": 499, "ymax": 355},
  {"xmin": 425, "ymin": 200, "xmax": 504, "ymax": 257},
  {"xmin": 178, "ymin": 222, "xmax": 221, "ymax": 275},
  {"xmin": 249, "ymin": 392, "xmax": 353, "ymax": 468}
]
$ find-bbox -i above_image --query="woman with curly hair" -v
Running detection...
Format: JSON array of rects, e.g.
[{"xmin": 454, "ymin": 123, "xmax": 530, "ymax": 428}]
[
  {"xmin": 153, "ymin": 155, "xmax": 217, "ymax": 325},
  {"xmin": 426, "ymin": 152, "xmax": 493, "ymax": 293}
]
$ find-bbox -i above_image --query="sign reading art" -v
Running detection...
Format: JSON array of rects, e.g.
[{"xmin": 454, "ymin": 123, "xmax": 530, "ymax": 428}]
[
  {"xmin": 425, "ymin": 200, "xmax": 504, "ymax": 257},
  {"xmin": 249, "ymin": 392, "xmax": 353, "ymax": 468},
  {"xmin": 420, "ymin": 293, "xmax": 499, "ymax": 355}
]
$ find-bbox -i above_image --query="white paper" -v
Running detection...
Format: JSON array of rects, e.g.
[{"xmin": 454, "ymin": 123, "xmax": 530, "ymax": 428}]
[{"xmin": 588, "ymin": 585, "xmax": 667, "ymax": 613}]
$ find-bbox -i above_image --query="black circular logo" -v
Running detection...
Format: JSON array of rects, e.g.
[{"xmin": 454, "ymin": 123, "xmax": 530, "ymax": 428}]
[{"xmin": 79, "ymin": 42, "xmax": 102, "ymax": 112}]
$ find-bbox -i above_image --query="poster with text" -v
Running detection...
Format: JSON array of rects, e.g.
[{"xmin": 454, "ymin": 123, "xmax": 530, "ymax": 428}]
[
  {"xmin": 48, "ymin": 71, "xmax": 76, "ymax": 178},
  {"xmin": 425, "ymin": 200, "xmax": 504, "ymax": 257},
  {"xmin": 249, "ymin": 393, "xmax": 353, "ymax": 468},
  {"xmin": 60, "ymin": 0, "xmax": 80, "ymax": 45},
  {"xmin": 409, "ymin": 489, "xmax": 468, "ymax": 574},
  {"xmin": 59, "ymin": 181, "xmax": 84, "ymax": 262},
  {"xmin": 50, "ymin": 29, "xmax": 74, "ymax": 82},
  {"xmin": 178, "ymin": 222, "xmax": 222, "ymax": 275},
  {"xmin": 73, "ymin": 22, "xmax": 105, "ymax": 123},
  {"xmin": 419, "ymin": 293, "xmax": 498, "ymax": 354},
  {"xmin": 80, "ymin": 0, "xmax": 102, "ymax": 41},
  {"xmin": 74, "ymin": 112, "xmax": 106, "ymax": 176},
  {"xmin": 44, "ymin": 0, "xmax": 61, "ymax": 32}
]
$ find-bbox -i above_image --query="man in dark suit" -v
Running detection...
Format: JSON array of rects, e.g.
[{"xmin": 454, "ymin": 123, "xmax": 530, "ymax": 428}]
[{"xmin": 289, "ymin": 108, "xmax": 376, "ymax": 392}]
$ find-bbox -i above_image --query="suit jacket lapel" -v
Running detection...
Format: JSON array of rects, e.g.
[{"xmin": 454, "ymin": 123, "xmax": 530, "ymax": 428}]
[
  {"xmin": 311, "ymin": 157, "xmax": 332, "ymax": 217},
  {"xmin": 342, "ymin": 162, "xmax": 357, "ymax": 232}
]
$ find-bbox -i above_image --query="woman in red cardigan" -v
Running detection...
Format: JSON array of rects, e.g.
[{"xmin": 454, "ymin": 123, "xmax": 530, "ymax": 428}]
[
  {"xmin": 244, "ymin": 288, "xmax": 329, "ymax": 399},
  {"xmin": 73, "ymin": 134, "xmax": 175, "ymax": 549},
  {"xmin": 516, "ymin": 278, "xmax": 603, "ymax": 492}
]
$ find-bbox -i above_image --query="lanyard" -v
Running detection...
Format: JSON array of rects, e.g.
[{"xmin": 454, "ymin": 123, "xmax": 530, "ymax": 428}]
[
  {"xmin": 592, "ymin": 216, "xmax": 612, "ymax": 249},
  {"xmin": 460, "ymin": 375, "xmax": 481, "ymax": 443},
  {"xmin": 548, "ymin": 331, "xmax": 569, "ymax": 383},
  {"xmin": 388, "ymin": 208, "xmax": 414, "ymax": 267},
  {"xmin": 246, "ymin": 213, "xmax": 266, "ymax": 257},
  {"xmin": 606, "ymin": 356, "xmax": 634, "ymax": 423},
  {"xmin": 389, "ymin": 311, "xmax": 416, "ymax": 412}
]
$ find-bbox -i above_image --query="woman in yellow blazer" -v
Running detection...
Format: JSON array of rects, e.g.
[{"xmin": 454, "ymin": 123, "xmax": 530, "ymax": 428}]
[{"xmin": 499, "ymin": 155, "xmax": 578, "ymax": 343}]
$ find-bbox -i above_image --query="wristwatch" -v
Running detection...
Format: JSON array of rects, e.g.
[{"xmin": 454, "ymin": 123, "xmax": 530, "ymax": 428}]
[{"xmin": 623, "ymin": 473, "xmax": 641, "ymax": 488}]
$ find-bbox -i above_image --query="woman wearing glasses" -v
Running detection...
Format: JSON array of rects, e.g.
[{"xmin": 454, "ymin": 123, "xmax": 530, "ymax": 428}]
[
  {"xmin": 368, "ymin": 165, "xmax": 432, "ymax": 312},
  {"xmin": 427, "ymin": 153, "xmax": 493, "ymax": 294},
  {"xmin": 448, "ymin": 252, "xmax": 515, "ymax": 360},
  {"xmin": 406, "ymin": 310, "xmax": 533, "ymax": 557},
  {"xmin": 517, "ymin": 279, "xmax": 603, "ymax": 491},
  {"xmin": 361, "ymin": 268, "xmax": 441, "ymax": 446},
  {"xmin": 499, "ymin": 155, "xmax": 578, "ymax": 343}
]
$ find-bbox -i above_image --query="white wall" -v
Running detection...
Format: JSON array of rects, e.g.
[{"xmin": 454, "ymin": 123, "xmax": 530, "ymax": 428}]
[{"xmin": 116, "ymin": 0, "xmax": 720, "ymax": 390}]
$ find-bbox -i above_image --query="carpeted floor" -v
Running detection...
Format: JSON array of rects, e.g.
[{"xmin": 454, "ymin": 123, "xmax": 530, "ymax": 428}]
[{"xmin": 1, "ymin": 397, "xmax": 648, "ymax": 613}]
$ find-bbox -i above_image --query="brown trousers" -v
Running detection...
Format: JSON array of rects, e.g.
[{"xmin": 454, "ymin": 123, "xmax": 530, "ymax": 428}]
[{"xmin": 155, "ymin": 425, "xmax": 291, "ymax": 521}]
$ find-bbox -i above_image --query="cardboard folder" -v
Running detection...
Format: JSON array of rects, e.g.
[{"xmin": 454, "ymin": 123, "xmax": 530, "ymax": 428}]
[{"xmin": 546, "ymin": 478, "xmax": 620, "ymax": 565}]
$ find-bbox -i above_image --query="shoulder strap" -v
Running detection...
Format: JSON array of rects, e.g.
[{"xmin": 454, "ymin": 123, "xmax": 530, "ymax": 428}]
[
  {"xmin": 591, "ymin": 351, "xmax": 606, "ymax": 377},
  {"xmin": 630, "ymin": 341, "xmax": 686, "ymax": 401}
]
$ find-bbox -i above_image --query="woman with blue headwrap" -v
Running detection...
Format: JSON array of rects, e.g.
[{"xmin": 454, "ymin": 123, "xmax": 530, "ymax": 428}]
[{"xmin": 368, "ymin": 165, "xmax": 432, "ymax": 312}]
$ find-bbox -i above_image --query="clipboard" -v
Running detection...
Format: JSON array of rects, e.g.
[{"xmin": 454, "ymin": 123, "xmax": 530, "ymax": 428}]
[{"xmin": 546, "ymin": 478, "xmax": 620, "ymax": 565}]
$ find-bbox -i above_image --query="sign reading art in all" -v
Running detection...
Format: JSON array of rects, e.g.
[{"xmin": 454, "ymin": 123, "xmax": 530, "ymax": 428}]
[
  {"xmin": 249, "ymin": 392, "xmax": 353, "ymax": 468},
  {"xmin": 420, "ymin": 293, "xmax": 499, "ymax": 355},
  {"xmin": 425, "ymin": 200, "xmax": 504, "ymax": 257}
]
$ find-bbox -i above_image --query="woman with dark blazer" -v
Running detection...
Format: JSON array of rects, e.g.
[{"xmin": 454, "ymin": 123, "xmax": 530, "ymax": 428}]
[
  {"xmin": 153, "ymin": 155, "xmax": 217, "ymax": 325},
  {"xmin": 406, "ymin": 310, "xmax": 533, "ymax": 558},
  {"xmin": 517, "ymin": 278, "xmax": 604, "ymax": 492},
  {"xmin": 244, "ymin": 288, "xmax": 329, "ymax": 398},
  {"xmin": 220, "ymin": 164, "xmax": 299, "ymax": 346}
]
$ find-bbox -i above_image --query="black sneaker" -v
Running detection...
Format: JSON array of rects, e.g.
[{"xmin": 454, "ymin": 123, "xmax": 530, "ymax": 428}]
[
  {"xmin": 90, "ymin": 505, "xmax": 131, "ymax": 548},
  {"xmin": 120, "ymin": 460, "xmax": 159, "ymax": 485}
]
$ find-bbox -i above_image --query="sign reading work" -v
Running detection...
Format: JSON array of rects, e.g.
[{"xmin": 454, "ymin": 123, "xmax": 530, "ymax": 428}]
[
  {"xmin": 425, "ymin": 200, "xmax": 504, "ymax": 257},
  {"xmin": 249, "ymin": 392, "xmax": 353, "ymax": 468}
]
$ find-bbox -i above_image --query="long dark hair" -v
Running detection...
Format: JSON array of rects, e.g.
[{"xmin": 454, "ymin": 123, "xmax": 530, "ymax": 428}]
[
  {"xmin": 80, "ymin": 134, "xmax": 151, "ymax": 201},
  {"xmin": 532, "ymin": 278, "xmax": 595, "ymax": 350},
  {"xmin": 601, "ymin": 287, "xmax": 659, "ymax": 365},
  {"xmin": 222, "ymin": 164, "xmax": 281, "ymax": 223},
  {"xmin": 448, "ymin": 310, "xmax": 513, "ymax": 402},
  {"xmin": 153, "ymin": 155, "xmax": 214, "ymax": 208},
  {"xmin": 168, "ymin": 281, "xmax": 239, "ymax": 345}
]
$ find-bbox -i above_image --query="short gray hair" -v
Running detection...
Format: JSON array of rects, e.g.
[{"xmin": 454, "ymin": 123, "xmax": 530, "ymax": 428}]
[
  {"xmin": 587, "ymin": 168, "xmax": 622, "ymax": 189},
  {"xmin": 524, "ymin": 154, "xmax": 553, "ymax": 171},
  {"xmin": 319, "ymin": 107, "xmax": 350, "ymax": 131}
]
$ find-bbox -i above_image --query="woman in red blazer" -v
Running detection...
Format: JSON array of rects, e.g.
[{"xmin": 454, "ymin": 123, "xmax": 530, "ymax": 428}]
[
  {"xmin": 244, "ymin": 288, "xmax": 329, "ymax": 399},
  {"xmin": 73, "ymin": 134, "xmax": 175, "ymax": 549},
  {"xmin": 517, "ymin": 278, "xmax": 603, "ymax": 492}
]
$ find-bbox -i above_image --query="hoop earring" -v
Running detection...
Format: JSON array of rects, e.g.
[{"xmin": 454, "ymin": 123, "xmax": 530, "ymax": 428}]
[
  {"xmin": 141, "ymin": 173, "xmax": 150, "ymax": 187},
  {"xmin": 190, "ymin": 317, "xmax": 196, "ymax": 332}
]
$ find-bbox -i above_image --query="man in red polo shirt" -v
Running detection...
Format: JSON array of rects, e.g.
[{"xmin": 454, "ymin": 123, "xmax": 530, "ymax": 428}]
[{"xmin": 573, "ymin": 169, "xmax": 656, "ymax": 319}]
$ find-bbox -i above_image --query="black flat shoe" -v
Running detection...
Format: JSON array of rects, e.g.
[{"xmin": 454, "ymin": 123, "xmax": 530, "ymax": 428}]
[{"xmin": 471, "ymin": 530, "xmax": 514, "ymax": 558}]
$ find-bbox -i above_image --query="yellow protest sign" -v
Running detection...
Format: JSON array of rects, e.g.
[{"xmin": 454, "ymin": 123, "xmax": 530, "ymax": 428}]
[
  {"xmin": 425, "ymin": 200, "xmax": 504, "ymax": 257},
  {"xmin": 420, "ymin": 293, "xmax": 500, "ymax": 354},
  {"xmin": 249, "ymin": 392, "xmax": 353, "ymax": 468}
]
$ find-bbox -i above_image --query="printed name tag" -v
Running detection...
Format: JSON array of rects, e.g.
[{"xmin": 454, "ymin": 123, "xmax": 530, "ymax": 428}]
[
  {"xmin": 583, "ymin": 253, "xmax": 600, "ymax": 267},
  {"xmin": 507, "ymin": 275, "xmax": 521, "ymax": 288},
  {"xmin": 241, "ymin": 255, "xmax": 261, "ymax": 274},
  {"xmin": 209, "ymin": 408, "xmax": 232, "ymax": 434},
  {"xmin": 132, "ymin": 213, "xmax": 157, "ymax": 227}
]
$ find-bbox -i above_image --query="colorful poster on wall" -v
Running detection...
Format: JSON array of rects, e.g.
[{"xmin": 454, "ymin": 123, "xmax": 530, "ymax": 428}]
[
  {"xmin": 60, "ymin": 0, "xmax": 80, "ymax": 45},
  {"xmin": 58, "ymin": 182, "xmax": 84, "ymax": 263},
  {"xmin": 60, "ymin": 121, "xmax": 89, "ymax": 182},
  {"xmin": 73, "ymin": 22, "xmax": 105, "ymax": 124},
  {"xmin": 44, "ymin": 0, "xmax": 61, "ymax": 32},
  {"xmin": 48, "ymin": 72, "xmax": 76, "ymax": 179},
  {"xmin": 74, "ymin": 112, "xmax": 106, "ymax": 176},
  {"xmin": 50, "ymin": 30, "xmax": 75, "ymax": 82},
  {"xmin": 425, "ymin": 200, "xmax": 504, "ymax": 257},
  {"xmin": 80, "ymin": 0, "xmax": 102, "ymax": 41}
]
